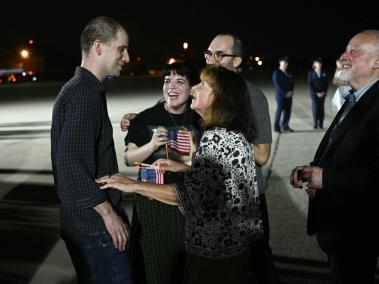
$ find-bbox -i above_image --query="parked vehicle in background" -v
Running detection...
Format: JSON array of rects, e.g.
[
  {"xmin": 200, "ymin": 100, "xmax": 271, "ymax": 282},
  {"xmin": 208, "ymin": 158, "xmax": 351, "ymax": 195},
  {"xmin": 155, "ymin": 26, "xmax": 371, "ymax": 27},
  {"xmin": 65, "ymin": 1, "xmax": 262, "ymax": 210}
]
[{"xmin": 0, "ymin": 69, "xmax": 37, "ymax": 85}]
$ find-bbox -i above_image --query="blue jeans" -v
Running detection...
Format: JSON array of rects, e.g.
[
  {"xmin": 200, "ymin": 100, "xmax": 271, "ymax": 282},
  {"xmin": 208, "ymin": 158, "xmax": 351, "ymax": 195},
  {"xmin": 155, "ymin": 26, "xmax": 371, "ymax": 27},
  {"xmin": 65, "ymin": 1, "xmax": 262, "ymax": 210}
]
[{"xmin": 63, "ymin": 231, "xmax": 133, "ymax": 283}]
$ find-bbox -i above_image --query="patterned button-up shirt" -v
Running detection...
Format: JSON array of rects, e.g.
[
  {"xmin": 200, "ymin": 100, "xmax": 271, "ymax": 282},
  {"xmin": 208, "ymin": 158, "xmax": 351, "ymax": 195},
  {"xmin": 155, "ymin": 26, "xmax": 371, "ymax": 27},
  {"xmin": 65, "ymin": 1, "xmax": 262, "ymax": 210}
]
[{"xmin": 51, "ymin": 67, "xmax": 122, "ymax": 235}]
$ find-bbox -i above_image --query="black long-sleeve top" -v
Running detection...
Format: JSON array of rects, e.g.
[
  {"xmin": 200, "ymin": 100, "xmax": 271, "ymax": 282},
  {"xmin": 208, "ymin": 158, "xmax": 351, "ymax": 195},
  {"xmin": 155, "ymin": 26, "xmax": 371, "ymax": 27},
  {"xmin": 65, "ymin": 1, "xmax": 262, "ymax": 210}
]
[{"xmin": 51, "ymin": 67, "xmax": 122, "ymax": 235}]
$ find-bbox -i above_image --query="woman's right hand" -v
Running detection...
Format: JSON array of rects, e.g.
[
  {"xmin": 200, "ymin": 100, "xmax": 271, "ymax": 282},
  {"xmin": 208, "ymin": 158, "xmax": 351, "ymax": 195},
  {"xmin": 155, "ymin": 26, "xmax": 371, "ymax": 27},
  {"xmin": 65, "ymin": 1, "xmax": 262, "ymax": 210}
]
[
  {"xmin": 149, "ymin": 127, "xmax": 168, "ymax": 151},
  {"xmin": 153, "ymin": 158, "xmax": 190, "ymax": 173},
  {"xmin": 96, "ymin": 174, "xmax": 138, "ymax": 193}
]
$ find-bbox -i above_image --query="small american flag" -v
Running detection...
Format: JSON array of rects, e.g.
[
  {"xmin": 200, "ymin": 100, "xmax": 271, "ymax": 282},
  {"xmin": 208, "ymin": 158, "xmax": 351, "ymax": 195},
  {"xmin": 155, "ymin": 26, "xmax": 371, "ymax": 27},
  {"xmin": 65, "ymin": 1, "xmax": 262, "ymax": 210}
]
[
  {"xmin": 138, "ymin": 167, "xmax": 164, "ymax": 184},
  {"xmin": 167, "ymin": 129, "xmax": 191, "ymax": 155}
]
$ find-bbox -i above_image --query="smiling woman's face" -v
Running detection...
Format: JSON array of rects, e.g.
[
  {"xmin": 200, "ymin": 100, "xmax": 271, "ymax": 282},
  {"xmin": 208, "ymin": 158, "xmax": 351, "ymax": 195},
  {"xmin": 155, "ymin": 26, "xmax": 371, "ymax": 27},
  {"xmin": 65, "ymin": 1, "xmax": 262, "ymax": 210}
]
[
  {"xmin": 190, "ymin": 80, "xmax": 214, "ymax": 117},
  {"xmin": 163, "ymin": 72, "xmax": 190, "ymax": 112}
]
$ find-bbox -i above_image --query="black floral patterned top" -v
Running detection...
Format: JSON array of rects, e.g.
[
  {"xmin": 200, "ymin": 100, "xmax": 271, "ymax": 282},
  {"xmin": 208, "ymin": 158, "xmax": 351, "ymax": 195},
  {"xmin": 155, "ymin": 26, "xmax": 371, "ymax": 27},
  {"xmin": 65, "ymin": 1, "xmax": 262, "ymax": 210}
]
[{"xmin": 174, "ymin": 127, "xmax": 263, "ymax": 259}]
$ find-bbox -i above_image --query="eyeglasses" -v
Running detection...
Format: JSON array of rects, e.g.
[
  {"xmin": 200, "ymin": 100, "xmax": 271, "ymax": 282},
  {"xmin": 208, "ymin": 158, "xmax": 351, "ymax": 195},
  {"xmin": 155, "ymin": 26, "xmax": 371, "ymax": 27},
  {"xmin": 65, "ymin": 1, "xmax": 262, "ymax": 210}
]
[{"xmin": 203, "ymin": 50, "xmax": 238, "ymax": 62}]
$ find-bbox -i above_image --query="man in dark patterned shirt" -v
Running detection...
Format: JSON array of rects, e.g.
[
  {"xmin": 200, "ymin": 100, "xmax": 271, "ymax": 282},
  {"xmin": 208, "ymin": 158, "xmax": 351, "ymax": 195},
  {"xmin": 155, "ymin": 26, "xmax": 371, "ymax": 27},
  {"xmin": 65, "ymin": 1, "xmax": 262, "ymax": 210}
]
[{"xmin": 51, "ymin": 16, "xmax": 132, "ymax": 283}]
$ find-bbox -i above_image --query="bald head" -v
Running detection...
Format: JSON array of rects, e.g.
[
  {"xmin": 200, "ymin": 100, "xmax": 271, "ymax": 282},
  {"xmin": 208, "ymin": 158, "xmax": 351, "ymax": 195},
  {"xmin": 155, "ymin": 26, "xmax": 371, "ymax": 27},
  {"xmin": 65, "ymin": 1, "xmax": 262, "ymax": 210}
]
[
  {"xmin": 360, "ymin": 30, "xmax": 379, "ymax": 54},
  {"xmin": 340, "ymin": 29, "xmax": 379, "ymax": 89}
]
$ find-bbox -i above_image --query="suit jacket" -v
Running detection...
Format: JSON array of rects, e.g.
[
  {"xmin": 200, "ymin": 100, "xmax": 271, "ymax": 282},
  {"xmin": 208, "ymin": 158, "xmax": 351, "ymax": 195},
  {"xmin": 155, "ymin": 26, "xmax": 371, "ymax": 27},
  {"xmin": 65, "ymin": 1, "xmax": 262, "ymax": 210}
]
[
  {"xmin": 307, "ymin": 80, "xmax": 379, "ymax": 248},
  {"xmin": 307, "ymin": 70, "xmax": 329, "ymax": 96},
  {"xmin": 272, "ymin": 69, "xmax": 294, "ymax": 99}
]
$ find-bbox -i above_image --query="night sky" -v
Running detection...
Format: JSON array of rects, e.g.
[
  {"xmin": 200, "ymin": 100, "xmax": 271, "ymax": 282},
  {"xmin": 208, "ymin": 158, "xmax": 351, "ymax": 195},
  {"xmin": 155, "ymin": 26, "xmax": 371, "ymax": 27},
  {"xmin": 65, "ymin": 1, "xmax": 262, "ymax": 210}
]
[{"xmin": 1, "ymin": 0, "xmax": 378, "ymax": 77}]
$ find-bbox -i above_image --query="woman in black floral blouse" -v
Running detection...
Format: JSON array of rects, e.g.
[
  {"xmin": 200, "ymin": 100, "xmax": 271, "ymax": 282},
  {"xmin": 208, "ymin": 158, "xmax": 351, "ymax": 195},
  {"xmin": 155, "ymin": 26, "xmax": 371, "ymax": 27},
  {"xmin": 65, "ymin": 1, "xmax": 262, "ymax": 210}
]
[{"xmin": 97, "ymin": 67, "xmax": 263, "ymax": 284}]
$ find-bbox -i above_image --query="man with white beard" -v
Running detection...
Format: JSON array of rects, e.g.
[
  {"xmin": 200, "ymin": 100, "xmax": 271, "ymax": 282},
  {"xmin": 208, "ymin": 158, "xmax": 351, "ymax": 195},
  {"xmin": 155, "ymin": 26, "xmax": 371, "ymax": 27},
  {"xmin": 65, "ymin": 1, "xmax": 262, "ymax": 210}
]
[{"xmin": 290, "ymin": 30, "xmax": 379, "ymax": 283}]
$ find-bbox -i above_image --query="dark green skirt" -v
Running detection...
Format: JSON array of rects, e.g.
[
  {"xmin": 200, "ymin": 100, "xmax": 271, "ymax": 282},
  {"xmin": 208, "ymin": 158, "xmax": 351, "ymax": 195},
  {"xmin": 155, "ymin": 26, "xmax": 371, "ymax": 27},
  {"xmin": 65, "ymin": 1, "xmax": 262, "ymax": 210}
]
[{"xmin": 129, "ymin": 194, "xmax": 185, "ymax": 284}]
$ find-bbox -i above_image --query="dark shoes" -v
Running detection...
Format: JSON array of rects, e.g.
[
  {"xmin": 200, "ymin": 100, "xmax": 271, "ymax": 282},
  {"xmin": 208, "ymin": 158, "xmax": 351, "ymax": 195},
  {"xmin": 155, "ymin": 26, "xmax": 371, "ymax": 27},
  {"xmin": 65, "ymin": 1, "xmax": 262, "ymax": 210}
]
[
  {"xmin": 275, "ymin": 127, "xmax": 295, "ymax": 133},
  {"xmin": 314, "ymin": 125, "xmax": 324, "ymax": 130}
]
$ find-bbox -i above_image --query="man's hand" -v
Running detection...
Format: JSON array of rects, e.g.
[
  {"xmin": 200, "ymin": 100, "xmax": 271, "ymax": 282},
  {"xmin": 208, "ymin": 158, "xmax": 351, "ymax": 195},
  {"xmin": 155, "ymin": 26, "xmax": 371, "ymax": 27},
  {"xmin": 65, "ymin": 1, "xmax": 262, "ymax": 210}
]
[
  {"xmin": 120, "ymin": 113, "xmax": 136, "ymax": 132},
  {"xmin": 290, "ymin": 166, "xmax": 307, "ymax": 188},
  {"xmin": 94, "ymin": 201, "xmax": 129, "ymax": 251},
  {"xmin": 305, "ymin": 187, "xmax": 317, "ymax": 199},
  {"xmin": 303, "ymin": 166, "xmax": 323, "ymax": 189},
  {"xmin": 290, "ymin": 166, "xmax": 323, "ymax": 198},
  {"xmin": 285, "ymin": 91, "xmax": 294, "ymax": 98},
  {"xmin": 102, "ymin": 210, "xmax": 129, "ymax": 251}
]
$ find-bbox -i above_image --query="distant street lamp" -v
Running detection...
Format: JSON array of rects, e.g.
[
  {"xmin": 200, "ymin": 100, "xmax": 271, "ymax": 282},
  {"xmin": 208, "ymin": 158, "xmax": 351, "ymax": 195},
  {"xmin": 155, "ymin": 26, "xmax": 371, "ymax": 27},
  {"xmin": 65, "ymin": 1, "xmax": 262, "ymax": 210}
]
[
  {"xmin": 183, "ymin": 42, "xmax": 189, "ymax": 50},
  {"xmin": 20, "ymin": 49, "xmax": 30, "ymax": 59},
  {"xmin": 168, "ymin": 58, "xmax": 176, "ymax": 65}
]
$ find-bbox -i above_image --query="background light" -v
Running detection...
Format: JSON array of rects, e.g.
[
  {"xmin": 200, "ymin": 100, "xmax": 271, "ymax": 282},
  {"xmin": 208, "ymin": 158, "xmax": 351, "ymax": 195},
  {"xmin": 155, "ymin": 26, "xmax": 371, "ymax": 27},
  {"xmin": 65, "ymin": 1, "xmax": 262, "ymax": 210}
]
[{"xmin": 20, "ymin": 49, "xmax": 30, "ymax": 59}]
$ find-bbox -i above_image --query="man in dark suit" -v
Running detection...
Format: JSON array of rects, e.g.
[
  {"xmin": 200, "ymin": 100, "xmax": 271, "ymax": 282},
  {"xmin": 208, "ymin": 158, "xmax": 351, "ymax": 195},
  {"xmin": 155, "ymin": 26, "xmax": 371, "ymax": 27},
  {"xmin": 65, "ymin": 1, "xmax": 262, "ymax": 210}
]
[
  {"xmin": 272, "ymin": 56, "xmax": 295, "ymax": 133},
  {"xmin": 307, "ymin": 58, "xmax": 329, "ymax": 129},
  {"xmin": 290, "ymin": 30, "xmax": 379, "ymax": 283},
  {"xmin": 51, "ymin": 17, "xmax": 132, "ymax": 283}
]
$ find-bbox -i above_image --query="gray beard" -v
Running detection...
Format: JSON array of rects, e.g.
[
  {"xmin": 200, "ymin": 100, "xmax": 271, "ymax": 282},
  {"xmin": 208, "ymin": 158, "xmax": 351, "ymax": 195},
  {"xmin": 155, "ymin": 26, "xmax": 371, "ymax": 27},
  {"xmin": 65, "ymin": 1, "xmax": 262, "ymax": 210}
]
[{"xmin": 338, "ymin": 69, "xmax": 352, "ymax": 83}]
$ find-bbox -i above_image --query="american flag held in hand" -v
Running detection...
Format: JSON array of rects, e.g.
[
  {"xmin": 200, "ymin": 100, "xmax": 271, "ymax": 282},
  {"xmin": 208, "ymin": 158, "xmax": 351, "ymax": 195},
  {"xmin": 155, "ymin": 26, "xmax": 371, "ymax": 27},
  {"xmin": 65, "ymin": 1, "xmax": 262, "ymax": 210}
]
[
  {"xmin": 137, "ymin": 163, "xmax": 164, "ymax": 184},
  {"xmin": 167, "ymin": 129, "xmax": 191, "ymax": 155}
]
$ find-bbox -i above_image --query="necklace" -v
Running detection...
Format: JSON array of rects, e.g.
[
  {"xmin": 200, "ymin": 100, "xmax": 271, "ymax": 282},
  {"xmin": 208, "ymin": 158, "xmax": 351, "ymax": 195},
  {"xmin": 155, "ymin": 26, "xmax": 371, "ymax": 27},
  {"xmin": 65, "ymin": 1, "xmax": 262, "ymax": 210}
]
[{"xmin": 164, "ymin": 103, "xmax": 188, "ymax": 128}]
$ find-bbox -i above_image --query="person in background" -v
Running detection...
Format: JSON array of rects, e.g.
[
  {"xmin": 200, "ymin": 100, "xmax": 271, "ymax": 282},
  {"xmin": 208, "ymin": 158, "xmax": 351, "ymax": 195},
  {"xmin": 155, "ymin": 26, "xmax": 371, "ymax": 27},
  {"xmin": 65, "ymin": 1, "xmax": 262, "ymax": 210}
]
[
  {"xmin": 50, "ymin": 16, "xmax": 132, "ymax": 283},
  {"xmin": 291, "ymin": 30, "xmax": 379, "ymax": 283},
  {"xmin": 98, "ymin": 66, "xmax": 263, "ymax": 284},
  {"xmin": 307, "ymin": 58, "xmax": 329, "ymax": 129},
  {"xmin": 331, "ymin": 59, "xmax": 351, "ymax": 112},
  {"xmin": 272, "ymin": 56, "xmax": 295, "ymax": 133},
  {"xmin": 124, "ymin": 62, "xmax": 200, "ymax": 284}
]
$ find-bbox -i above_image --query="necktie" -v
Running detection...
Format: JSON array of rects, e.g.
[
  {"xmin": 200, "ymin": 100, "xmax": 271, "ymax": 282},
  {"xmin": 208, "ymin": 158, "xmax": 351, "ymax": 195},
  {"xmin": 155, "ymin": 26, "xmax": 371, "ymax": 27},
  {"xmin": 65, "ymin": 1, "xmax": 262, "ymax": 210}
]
[
  {"xmin": 320, "ymin": 89, "xmax": 355, "ymax": 160},
  {"xmin": 338, "ymin": 90, "xmax": 356, "ymax": 123}
]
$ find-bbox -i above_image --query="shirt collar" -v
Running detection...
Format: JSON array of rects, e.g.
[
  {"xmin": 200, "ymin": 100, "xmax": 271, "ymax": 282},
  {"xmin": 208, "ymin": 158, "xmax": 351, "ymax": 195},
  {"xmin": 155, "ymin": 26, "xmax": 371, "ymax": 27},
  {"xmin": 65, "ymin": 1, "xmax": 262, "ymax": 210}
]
[
  {"xmin": 75, "ymin": 66, "xmax": 105, "ymax": 94},
  {"xmin": 342, "ymin": 78, "xmax": 379, "ymax": 103}
]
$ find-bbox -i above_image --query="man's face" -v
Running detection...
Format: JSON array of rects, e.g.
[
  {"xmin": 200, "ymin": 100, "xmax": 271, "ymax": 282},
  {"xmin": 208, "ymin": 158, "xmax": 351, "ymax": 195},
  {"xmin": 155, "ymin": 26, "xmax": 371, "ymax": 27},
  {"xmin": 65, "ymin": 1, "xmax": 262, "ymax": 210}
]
[
  {"xmin": 339, "ymin": 32, "xmax": 379, "ymax": 88},
  {"xmin": 279, "ymin": 60, "xmax": 288, "ymax": 69},
  {"xmin": 205, "ymin": 35, "xmax": 239, "ymax": 71},
  {"xmin": 102, "ymin": 28, "xmax": 130, "ymax": 77}
]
